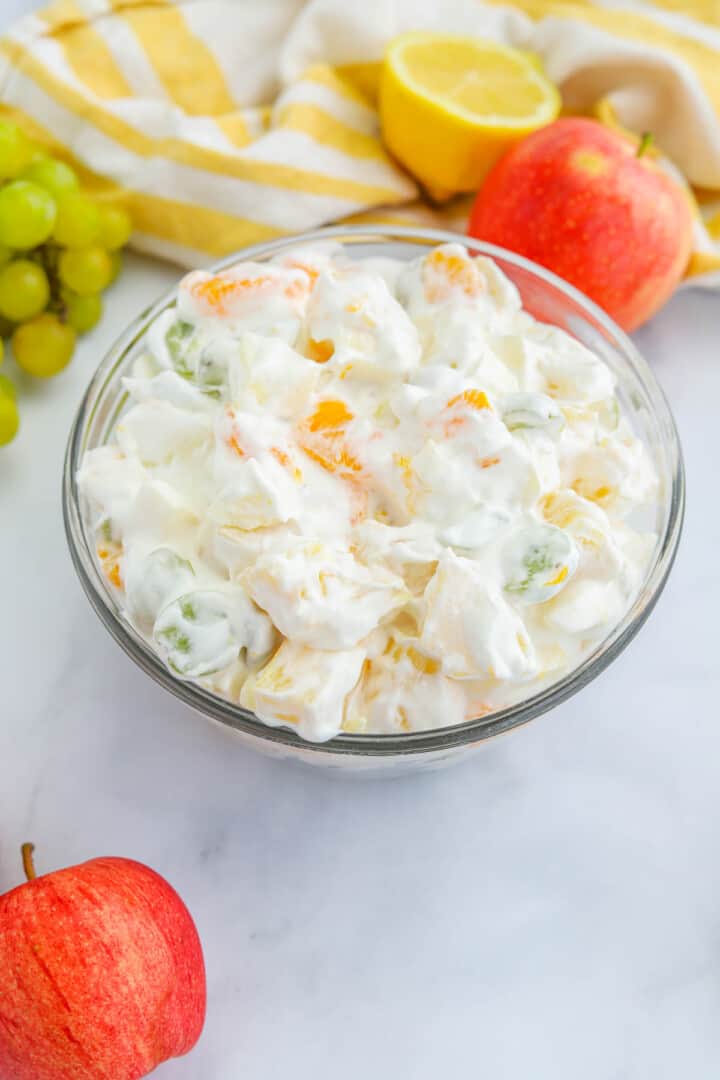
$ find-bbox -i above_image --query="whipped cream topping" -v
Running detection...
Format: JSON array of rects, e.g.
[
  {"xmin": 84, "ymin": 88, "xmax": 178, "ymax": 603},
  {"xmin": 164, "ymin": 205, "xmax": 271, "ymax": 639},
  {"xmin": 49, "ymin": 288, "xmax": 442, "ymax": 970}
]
[{"xmin": 78, "ymin": 243, "xmax": 658, "ymax": 742}]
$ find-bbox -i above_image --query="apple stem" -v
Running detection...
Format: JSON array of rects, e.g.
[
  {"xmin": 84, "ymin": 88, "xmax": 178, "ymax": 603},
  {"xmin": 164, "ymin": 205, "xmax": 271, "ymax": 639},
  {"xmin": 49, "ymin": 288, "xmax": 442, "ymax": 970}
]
[
  {"xmin": 21, "ymin": 843, "xmax": 37, "ymax": 882},
  {"xmin": 637, "ymin": 131, "xmax": 654, "ymax": 158}
]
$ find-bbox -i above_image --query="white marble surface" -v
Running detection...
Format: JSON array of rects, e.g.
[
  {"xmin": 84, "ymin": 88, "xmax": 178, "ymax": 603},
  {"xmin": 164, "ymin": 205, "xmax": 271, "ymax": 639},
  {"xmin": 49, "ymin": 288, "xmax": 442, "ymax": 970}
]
[{"xmin": 3, "ymin": 4, "xmax": 720, "ymax": 1077}]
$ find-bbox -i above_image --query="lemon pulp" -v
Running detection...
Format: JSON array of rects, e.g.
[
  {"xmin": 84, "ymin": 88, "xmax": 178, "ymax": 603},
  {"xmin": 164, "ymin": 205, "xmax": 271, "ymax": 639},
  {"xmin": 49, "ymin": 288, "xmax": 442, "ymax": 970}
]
[{"xmin": 380, "ymin": 32, "xmax": 560, "ymax": 200}]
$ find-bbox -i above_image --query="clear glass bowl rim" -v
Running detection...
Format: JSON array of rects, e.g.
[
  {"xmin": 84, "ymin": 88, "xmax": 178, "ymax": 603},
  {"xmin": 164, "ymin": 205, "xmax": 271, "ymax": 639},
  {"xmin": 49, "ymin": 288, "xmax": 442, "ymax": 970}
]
[{"xmin": 62, "ymin": 225, "xmax": 685, "ymax": 757}]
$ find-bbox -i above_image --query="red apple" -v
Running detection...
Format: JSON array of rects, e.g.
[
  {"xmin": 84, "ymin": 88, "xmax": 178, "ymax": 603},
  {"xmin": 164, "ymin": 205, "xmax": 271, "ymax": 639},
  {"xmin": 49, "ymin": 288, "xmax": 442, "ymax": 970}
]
[
  {"xmin": 0, "ymin": 844, "xmax": 206, "ymax": 1080},
  {"xmin": 468, "ymin": 117, "xmax": 694, "ymax": 331}
]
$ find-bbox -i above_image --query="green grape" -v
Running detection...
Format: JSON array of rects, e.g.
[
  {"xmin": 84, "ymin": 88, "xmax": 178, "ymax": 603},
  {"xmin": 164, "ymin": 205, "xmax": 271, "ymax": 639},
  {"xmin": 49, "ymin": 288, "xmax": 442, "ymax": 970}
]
[
  {"xmin": 25, "ymin": 143, "xmax": 48, "ymax": 165},
  {"xmin": 13, "ymin": 313, "xmax": 76, "ymax": 378},
  {"xmin": 22, "ymin": 157, "xmax": 78, "ymax": 199},
  {"xmin": 0, "ymin": 120, "xmax": 33, "ymax": 179},
  {"xmin": 504, "ymin": 524, "xmax": 578, "ymax": 604},
  {"xmin": 59, "ymin": 247, "xmax": 112, "ymax": 295},
  {"xmin": 108, "ymin": 250, "xmax": 123, "ymax": 283},
  {"xmin": 97, "ymin": 204, "xmax": 132, "ymax": 251},
  {"xmin": 0, "ymin": 393, "xmax": 19, "ymax": 445},
  {"xmin": 0, "ymin": 373, "xmax": 16, "ymax": 399},
  {"xmin": 0, "ymin": 260, "xmax": 50, "ymax": 321},
  {"xmin": 63, "ymin": 289, "xmax": 102, "ymax": 333},
  {"xmin": 0, "ymin": 246, "xmax": 11, "ymax": 269},
  {"xmin": 52, "ymin": 192, "xmax": 100, "ymax": 248},
  {"xmin": 166, "ymin": 320, "xmax": 195, "ymax": 369},
  {"xmin": 0, "ymin": 181, "xmax": 57, "ymax": 249},
  {"xmin": 502, "ymin": 393, "xmax": 565, "ymax": 434}
]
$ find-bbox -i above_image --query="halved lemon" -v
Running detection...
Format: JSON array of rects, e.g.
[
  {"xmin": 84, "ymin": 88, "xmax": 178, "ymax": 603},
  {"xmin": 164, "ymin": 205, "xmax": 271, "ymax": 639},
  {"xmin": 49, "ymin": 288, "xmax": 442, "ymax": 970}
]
[{"xmin": 380, "ymin": 32, "xmax": 561, "ymax": 200}]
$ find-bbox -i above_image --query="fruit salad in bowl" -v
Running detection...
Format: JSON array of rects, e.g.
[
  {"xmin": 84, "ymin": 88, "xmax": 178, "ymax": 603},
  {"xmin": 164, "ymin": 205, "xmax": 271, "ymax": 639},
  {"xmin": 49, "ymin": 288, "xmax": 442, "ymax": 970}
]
[{"xmin": 64, "ymin": 227, "xmax": 683, "ymax": 774}]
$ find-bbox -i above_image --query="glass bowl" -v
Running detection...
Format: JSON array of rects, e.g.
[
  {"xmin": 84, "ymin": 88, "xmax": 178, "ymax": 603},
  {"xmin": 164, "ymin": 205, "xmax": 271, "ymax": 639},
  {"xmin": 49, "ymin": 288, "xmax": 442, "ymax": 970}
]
[{"xmin": 63, "ymin": 226, "xmax": 685, "ymax": 775}]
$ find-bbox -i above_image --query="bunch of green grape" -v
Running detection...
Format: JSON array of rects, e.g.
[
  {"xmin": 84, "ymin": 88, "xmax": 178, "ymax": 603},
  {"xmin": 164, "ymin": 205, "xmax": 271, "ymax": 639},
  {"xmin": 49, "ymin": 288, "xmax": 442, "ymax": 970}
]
[{"xmin": 0, "ymin": 119, "xmax": 132, "ymax": 447}]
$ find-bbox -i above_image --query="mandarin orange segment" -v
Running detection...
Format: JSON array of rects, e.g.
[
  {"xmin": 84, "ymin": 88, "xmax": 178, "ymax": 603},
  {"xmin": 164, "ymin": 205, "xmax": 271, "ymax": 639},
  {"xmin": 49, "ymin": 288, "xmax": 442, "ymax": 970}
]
[
  {"xmin": 316, "ymin": 446, "xmax": 361, "ymax": 473},
  {"xmin": 305, "ymin": 338, "xmax": 335, "ymax": 364},
  {"xmin": 337, "ymin": 448, "xmax": 362, "ymax": 473},
  {"xmin": 301, "ymin": 444, "xmax": 332, "ymax": 472},
  {"xmin": 299, "ymin": 401, "xmax": 364, "ymax": 481},
  {"xmin": 97, "ymin": 542, "xmax": 123, "ymax": 591},
  {"xmin": 284, "ymin": 276, "xmax": 313, "ymax": 301},
  {"xmin": 306, "ymin": 399, "xmax": 353, "ymax": 432},
  {"xmin": 424, "ymin": 249, "xmax": 484, "ymax": 302},
  {"xmin": 271, "ymin": 446, "xmax": 303, "ymax": 482},
  {"xmin": 448, "ymin": 388, "xmax": 491, "ymax": 411},
  {"xmin": 301, "ymin": 443, "xmax": 362, "ymax": 475},
  {"xmin": 271, "ymin": 447, "xmax": 291, "ymax": 468},
  {"xmin": 284, "ymin": 260, "xmax": 320, "ymax": 287},
  {"xmin": 442, "ymin": 389, "xmax": 492, "ymax": 437},
  {"xmin": 190, "ymin": 274, "xmax": 272, "ymax": 316},
  {"xmin": 107, "ymin": 562, "xmax": 123, "ymax": 589},
  {"xmin": 302, "ymin": 408, "xmax": 359, "ymax": 473}
]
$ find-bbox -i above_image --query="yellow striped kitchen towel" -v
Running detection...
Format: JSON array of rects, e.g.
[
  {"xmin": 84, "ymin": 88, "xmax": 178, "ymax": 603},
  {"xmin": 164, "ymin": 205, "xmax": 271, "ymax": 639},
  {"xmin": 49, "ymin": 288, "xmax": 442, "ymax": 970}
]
[{"xmin": 2, "ymin": 0, "xmax": 720, "ymax": 284}]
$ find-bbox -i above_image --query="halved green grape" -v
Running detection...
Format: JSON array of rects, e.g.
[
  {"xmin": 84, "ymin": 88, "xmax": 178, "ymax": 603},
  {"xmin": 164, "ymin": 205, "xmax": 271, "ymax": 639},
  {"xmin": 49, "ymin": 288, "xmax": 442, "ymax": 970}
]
[
  {"xmin": 165, "ymin": 319, "xmax": 225, "ymax": 396},
  {"xmin": 97, "ymin": 204, "xmax": 132, "ymax": 251},
  {"xmin": 58, "ymin": 246, "xmax": 112, "ymax": 295},
  {"xmin": 12, "ymin": 313, "xmax": 76, "ymax": 378},
  {"xmin": 502, "ymin": 392, "xmax": 565, "ymax": 435},
  {"xmin": 504, "ymin": 524, "xmax": 579, "ymax": 604},
  {"xmin": 125, "ymin": 547, "xmax": 195, "ymax": 628},
  {"xmin": 0, "ymin": 373, "xmax": 16, "ymax": 399},
  {"xmin": 0, "ymin": 181, "xmax": 57, "ymax": 249},
  {"xmin": 153, "ymin": 587, "xmax": 273, "ymax": 678},
  {"xmin": 0, "ymin": 394, "xmax": 19, "ymax": 445},
  {"xmin": 0, "ymin": 120, "xmax": 33, "ymax": 179},
  {"xmin": 0, "ymin": 260, "xmax": 50, "ymax": 321},
  {"xmin": 62, "ymin": 289, "xmax": 103, "ymax": 333},
  {"xmin": 22, "ymin": 157, "xmax": 78, "ymax": 199},
  {"xmin": 52, "ymin": 191, "xmax": 100, "ymax": 248},
  {"xmin": 165, "ymin": 320, "xmax": 195, "ymax": 375}
]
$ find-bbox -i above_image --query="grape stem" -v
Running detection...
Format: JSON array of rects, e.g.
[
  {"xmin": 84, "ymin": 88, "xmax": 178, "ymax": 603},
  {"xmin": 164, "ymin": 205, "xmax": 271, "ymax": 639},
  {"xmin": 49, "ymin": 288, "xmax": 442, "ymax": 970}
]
[
  {"xmin": 38, "ymin": 243, "xmax": 67, "ymax": 322},
  {"xmin": 21, "ymin": 843, "xmax": 37, "ymax": 882}
]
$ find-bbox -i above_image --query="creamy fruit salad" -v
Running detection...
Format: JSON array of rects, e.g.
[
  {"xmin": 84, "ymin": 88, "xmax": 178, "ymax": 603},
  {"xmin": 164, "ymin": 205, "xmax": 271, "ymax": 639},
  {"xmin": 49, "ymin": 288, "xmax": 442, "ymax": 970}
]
[{"xmin": 78, "ymin": 243, "xmax": 658, "ymax": 742}]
